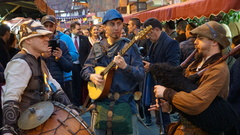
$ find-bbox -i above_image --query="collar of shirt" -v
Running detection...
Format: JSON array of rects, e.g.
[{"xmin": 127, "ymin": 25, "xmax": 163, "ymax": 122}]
[
  {"xmin": 196, "ymin": 56, "xmax": 211, "ymax": 71},
  {"xmin": 71, "ymin": 34, "xmax": 80, "ymax": 46}
]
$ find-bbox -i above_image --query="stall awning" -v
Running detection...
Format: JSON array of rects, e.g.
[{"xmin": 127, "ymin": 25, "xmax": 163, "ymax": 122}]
[
  {"xmin": 56, "ymin": 15, "xmax": 86, "ymax": 20},
  {"xmin": 0, "ymin": 0, "xmax": 55, "ymax": 21},
  {"xmin": 123, "ymin": 0, "xmax": 240, "ymax": 23}
]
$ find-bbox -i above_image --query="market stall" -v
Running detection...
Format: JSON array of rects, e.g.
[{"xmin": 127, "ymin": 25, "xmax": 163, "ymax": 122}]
[
  {"xmin": 123, "ymin": 0, "xmax": 240, "ymax": 22},
  {"xmin": 0, "ymin": 0, "xmax": 55, "ymax": 22}
]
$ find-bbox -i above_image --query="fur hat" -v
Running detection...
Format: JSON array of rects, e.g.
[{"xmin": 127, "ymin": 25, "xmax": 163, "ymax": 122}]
[
  {"xmin": 221, "ymin": 24, "xmax": 232, "ymax": 38},
  {"xmin": 190, "ymin": 21, "xmax": 230, "ymax": 49},
  {"xmin": 229, "ymin": 22, "xmax": 240, "ymax": 38},
  {"xmin": 19, "ymin": 20, "xmax": 52, "ymax": 45},
  {"xmin": 102, "ymin": 9, "xmax": 123, "ymax": 24},
  {"xmin": 41, "ymin": 15, "xmax": 57, "ymax": 24}
]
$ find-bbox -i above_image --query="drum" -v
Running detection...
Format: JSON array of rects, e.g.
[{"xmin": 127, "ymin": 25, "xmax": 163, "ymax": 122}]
[{"xmin": 22, "ymin": 101, "xmax": 95, "ymax": 135}]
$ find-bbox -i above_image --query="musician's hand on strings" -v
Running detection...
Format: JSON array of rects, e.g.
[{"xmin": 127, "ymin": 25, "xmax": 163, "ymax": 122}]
[
  {"xmin": 143, "ymin": 60, "xmax": 150, "ymax": 72},
  {"xmin": 90, "ymin": 74, "xmax": 104, "ymax": 86},
  {"xmin": 154, "ymin": 85, "xmax": 166, "ymax": 98},
  {"xmin": 113, "ymin": 52, "xmax": 127, "ymax": 69}
]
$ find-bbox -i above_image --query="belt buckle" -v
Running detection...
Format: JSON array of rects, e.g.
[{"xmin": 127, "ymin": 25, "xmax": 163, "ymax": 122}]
[{"xmin": 113, "ymin": 92, "xmax": 120, "ymax": 100}]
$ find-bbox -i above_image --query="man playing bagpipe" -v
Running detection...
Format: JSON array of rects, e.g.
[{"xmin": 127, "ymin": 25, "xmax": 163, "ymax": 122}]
[{"xmin": 149, "ymin": 21, "xmax": 239, "ymax": 135}]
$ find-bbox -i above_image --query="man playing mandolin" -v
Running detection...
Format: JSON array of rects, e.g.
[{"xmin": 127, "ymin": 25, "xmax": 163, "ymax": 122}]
[{"xmin": 81, "ymin": 9, "xmax": 145, "ymax": 135}]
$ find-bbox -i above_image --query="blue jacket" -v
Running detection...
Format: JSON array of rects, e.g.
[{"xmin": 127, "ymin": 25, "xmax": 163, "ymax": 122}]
[
  {"xmin": 43, "ymin": 40, "xmax": 72, "ymax": 88},
  {"xmin": 81, "ymin": 38, "xmax": 145, "ymax": 114},
  {"xmin": 55, "ymin": 31, "xmax": 79, "ymax": 81}
]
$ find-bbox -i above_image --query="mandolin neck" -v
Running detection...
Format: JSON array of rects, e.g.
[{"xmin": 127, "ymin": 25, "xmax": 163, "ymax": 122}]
[{"xmin": 101, "ymin": 38, "xmax": 137, "ymax": 76}]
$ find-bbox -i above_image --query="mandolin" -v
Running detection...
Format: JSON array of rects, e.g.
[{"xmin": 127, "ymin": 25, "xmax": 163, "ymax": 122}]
[{"xmin": 88, "ymin": 25, "xmax": 152, "ymax": 100}]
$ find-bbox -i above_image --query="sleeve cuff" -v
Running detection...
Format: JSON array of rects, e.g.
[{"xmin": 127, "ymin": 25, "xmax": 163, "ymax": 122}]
[
  {"xmin": 163, "ymin": 88, "xmax": 177, "ymax": 104},
  {"xmin": 124, "ymin": 65, "xmax": 132, "ymax": 73},
  {"xmin": 1, "ymin": 124, "xmax": 18, "ymax": 135}
]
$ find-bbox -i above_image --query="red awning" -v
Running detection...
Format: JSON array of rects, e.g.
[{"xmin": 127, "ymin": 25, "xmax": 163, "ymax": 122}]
[{"xmin": 123, "ymin": 0, "xmax": 240, "ymax": 23}]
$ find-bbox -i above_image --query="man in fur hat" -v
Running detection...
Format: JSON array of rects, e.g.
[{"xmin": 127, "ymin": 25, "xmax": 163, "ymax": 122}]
[
  {"xmin": 150, "ymin": 21, "xmax": 231, "ymax": 134},
  {"xmin": 1, "ymin": 20, "xmax": 72, "ymax": 135}
]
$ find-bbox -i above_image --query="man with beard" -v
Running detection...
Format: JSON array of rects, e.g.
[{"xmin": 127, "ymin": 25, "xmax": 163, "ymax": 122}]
[
  {"xmin": 41, "ymin": 15, "xmax": 73, "ymax": 102},
  {"xmin": 81, "ymin": 9, "xmax": 144, "ymax": 135},
  {"xmin": 151, "ymin": 21, "xmax": 230, "ymax": 135}
]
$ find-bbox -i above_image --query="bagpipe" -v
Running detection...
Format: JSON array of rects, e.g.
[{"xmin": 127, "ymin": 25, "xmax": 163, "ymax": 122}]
[{"xmin": 149, "ymin": 46, "xmax": 240, "ymax": 135}]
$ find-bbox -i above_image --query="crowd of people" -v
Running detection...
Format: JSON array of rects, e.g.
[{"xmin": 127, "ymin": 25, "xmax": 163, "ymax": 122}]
[{"xmin": 0, "ymin": 8, "xmax": 240, "ymax": 135}]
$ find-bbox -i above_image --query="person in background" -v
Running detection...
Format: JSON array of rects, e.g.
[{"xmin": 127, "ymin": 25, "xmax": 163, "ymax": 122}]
[
  {"xmin": 0, "ymin": 24, "xmax": 10, "ymax": 133},
  {"xmin": 163, "ymin": 20, "xmax": 177, "ymax": 39},
  {"xmin": 121, "ymin": 24, "xmax": 128, "ymax": 38},
  {"xmin": 228, "ymin": 34, "xmax": 240, "ymax": 119},
  {"xmin": 179, "ymin": 23, "xmax": 197, "ymax": 64},
  {"xmin": 82, "ymin": 29, "xmax": 90, "ymax": 37},
  {"xmin": 63, "ymin": 28, "xmax": 71, "ymax": 35},
  {"xmin": 70, "ymin": 22, "xmax": 91, "ymax": 106},
  {"xmin": 81, "ymin": 9, "xmax": 144, "ymax": 135},
  {"xmin": 1, "ymin": 20, "xmax": 72, "ymax": 135},
  {"xmin": 98, "ymin": 24, "xmax": 105, "ymax": 38},
  {"xmin": 88, "ymin": 25, "xmax": 101, "ymax": 46},
  {"xmin": 142, "ymin": 18, "xmax": 180, "ymax": 128},
  {"xmin": 6, "ymin": 33, "xmax": 20, "ymax": 58},
  {"xmin": 121, "ymin": 28, "xmax": 127, "ymax": 37},
  {"xmin": 0, "ymin": 23, "xmax": 11, "ymax": 68},
  {"xmin": 127, "ymin": 18, "xmax": 141, "ymax": 40},
  {"xmin": 175, "ymin": 20, "xmax": 187, "ymax": 43},
  {"xmin": 41, "ymin": 15, "xmax": 73, "ymax": 101},
  {"xmin": 0, "ymin": 62, "xmax": 5, "ymax": 134}
]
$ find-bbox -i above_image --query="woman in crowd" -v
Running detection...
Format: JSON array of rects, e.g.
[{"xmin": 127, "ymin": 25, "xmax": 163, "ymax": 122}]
[{"xmin": 88, "ymin": 25, "xmax": 101, "ymax": 46}]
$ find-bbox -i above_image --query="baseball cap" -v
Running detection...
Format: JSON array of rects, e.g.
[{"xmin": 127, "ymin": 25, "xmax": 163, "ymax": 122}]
[{"xmin": 41, "ymin": 15, "xmax": 57, "ymax": 24}]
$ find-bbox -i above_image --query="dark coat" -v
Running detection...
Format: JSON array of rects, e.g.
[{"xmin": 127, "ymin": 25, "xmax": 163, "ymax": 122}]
[
  {"xmin": 175, "ymin": 33, "xmax": 186, "ymax": 43},
  {"xmin": 0, "ymin": 37, "xmax": 10, "ymax": 68},
  {"xmin": 228, "ymin": 55, "xmax": 240, "ymax": 116},
  {"xmin": 143, "ymin": 31, "xmax": 180, "ymax": 106},
  {"xmin": 148, "ymin": 31, "xmax": 180, "ymax": 66},
  {"xmin": 43, "ymin": 40, "xmax": 72, "ymax": 88},
  {"xmin": 70, "ymin": 35, "xmax": 91, "ymax": 68},
  {"xmin": 0, "ymin": 63, "xmax": 4, "ymax": 84},
  {"xmin": 179, "ymin": 37, "xmax": 196, "ymax": 64}
]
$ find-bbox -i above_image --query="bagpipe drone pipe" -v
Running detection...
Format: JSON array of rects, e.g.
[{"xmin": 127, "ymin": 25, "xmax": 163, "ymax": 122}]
[{"xmin": 149, "ymin": 47, "xmax": 240, "ymax": 135}]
